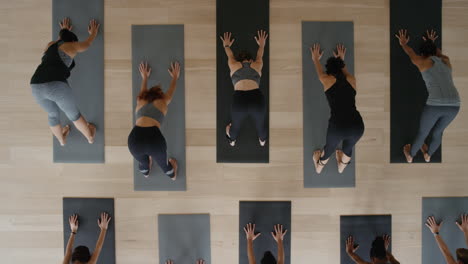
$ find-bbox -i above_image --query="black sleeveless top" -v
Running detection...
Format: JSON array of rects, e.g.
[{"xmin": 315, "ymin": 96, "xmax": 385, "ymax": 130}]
[
  {"xmin": 30, "ymin": 41, "xmax": 75, "ymax": 84},
  {"xmin": 325, "ymin": 74, "xmax": 361, "ymax": 125}
]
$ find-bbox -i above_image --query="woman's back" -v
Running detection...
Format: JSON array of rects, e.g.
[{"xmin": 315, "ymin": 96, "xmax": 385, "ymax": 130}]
[
  {"xmin": 325, "ymin": 74, "xmax": 360, "ymax": 124},
  {"xmin": 421, "ymin": 56, "xmax": 460, "ymax": 106}
]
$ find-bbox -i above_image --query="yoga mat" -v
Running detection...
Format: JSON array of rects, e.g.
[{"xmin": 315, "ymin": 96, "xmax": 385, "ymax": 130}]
[
  {"xmin": 216, "ymin": 0, "xmax": 270, "ymax": 163},
  {"xmin": 340, "ymin": 215, "xmax": 392, "ymax": 264},
  {"xmin": 239, "ymin": 201, "xmax": 291, "ymax": 264},
  {"xmin": 422, "ymin": 197, "xmax": 468, "ymax": 264},
  {"xmin": 302, "ymin": 21, "xmax": 356, "ymax": 188},
  {"xmin": 62, "ymin": 198, "xmax": 115, "ymax": 264},
  {"xmin": 158, "ymin": 214, "xmax": 211, "ymax": 264},
  {"xmin": 131, "ymin": 25, "xmax": 186, "ymax": 191},
  {"xmin": 52, "ymin": 0, "xmax": 104, "ymax": 163},
  {"xmin": 390, "ymin": 0, "xmax": 442, "ymax": 163}
]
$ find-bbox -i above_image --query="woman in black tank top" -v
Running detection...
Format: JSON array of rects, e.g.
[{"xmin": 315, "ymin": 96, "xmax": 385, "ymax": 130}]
[{"xmin": 310, "ymin": 44, "xmax": 365, "ymax": 174}]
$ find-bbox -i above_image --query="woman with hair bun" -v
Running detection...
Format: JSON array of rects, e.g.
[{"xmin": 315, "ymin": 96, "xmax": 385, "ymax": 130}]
[
  {"xmin": 310, "ymin": 43, "xmax": 365, "ymax": 174},
  {"xmin": 345, "ymin": 235, "xmax": 400, "ymax": 264}
]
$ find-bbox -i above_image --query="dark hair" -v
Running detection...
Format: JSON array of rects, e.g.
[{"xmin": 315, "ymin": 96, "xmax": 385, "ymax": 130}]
[
  {"xmin": 138, "ymin": 85, "xmax": 165, "ymax": 102},
  {"xmin": 370, "ymin": 236, "xmax": 387, "ymax": 260},
  {"xmin": 59, "ymin": 29, "xmax": 78, "ymax": 42},
  {"xmin": 236, "ymin": 50, "xmax": 253, "ymax": 62},
  {"xmin": 419, "ymin": 39, "xmax": 437, "ymax": 57},
  {"xmin": 325, "ymin": 57, "xmax": 345, "ymax": 77},
  {"xmin": 72, "ymin": 245, "xmax": 91, "ymax": 263},
  {"xmin": 457, "ymin": 248, "xmax": 468, "ymax": 264},
  {"xmin": 261, "ymin": 251, "xmax": 277, "ymax": 264}
]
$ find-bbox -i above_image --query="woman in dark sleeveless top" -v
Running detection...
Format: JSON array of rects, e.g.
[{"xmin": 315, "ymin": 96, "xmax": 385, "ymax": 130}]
[
  {"xmin": 30, "ymin": 18, "xmax": 99, "ymax": 146},
  {"xmin": 220, "ymin": 31, "xmax": 268, "ymax": 147},
  {"xmin": 310, "ymin": 44, "xmax": 365, "ymax": 174}
]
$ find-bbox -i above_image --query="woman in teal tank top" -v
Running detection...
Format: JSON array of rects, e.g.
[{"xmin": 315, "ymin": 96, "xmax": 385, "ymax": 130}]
[{"xmin": 396, "ymin": 29, "xmax": 460, "ymax": 163}]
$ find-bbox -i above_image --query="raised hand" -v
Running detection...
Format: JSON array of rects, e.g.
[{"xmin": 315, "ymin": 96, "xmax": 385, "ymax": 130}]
[
  {"xmin": 254, "ymin": 30, "xmax": 268, "ymax": 47},
  {"xmin": 333, "ymin": 44, "xmax": 346, "ymax": 60},
  {"xmin": 310, "ymin": 43, "xmax": 324, "ymax": 61},
  {"xmin": 139, "ymin": 62, "xmax": 151, "ymax": 79},
  {"xmin": 383, "ymin": 234, "xmax": 391, "ymax": 251},
  {"xmin": 395, "ymin": 29, "xmax": 410, "ymax": 46},
  {"xmin": 456, "ymin": 214, "xmax": 468, "ymax": 233},
  {"xmin": 244, "ymin": 223, "xmax": 261, "ymax": 241},
  {"xmin": 220, "ymin": 32, "xmax": 235, "ymax": 47},
  {"xmin": 59, "ymin": 17, "xmax": 73, "ymax": 31},
  {"xmin": 165, "ymin": 260, "xmax": 174, "ymax": 264},
  {"xmin": 423, "ymin": 29, "xmax": 439, "ymax": 42},
  {"xmin": 271, "ymin": 224, "xmax": 288, "ymax": 243},
  {"xmin": 168, "ymin": 62, "xmax": 181, "ymax": 80},
  {"xmin": 196, "ymin": 259, "xmax": 205, "ymax": 264},
  {"xmin": 425, "ymin": 216, "xmax": 442, "ymax": 234},
  {"xmin": 69, "ymin": 214, "xmax": 79, "ymax": 233},
  {"xmin": 98, "ymin": 212, "xmax": 111, "ymax": 230},
  {"xmin": 88, "ymin": 19, "xmax": 100, "ymax": 35},
  {"xmin": 345, "ymin": 236, "xmax": 359, "ymax": 254}
]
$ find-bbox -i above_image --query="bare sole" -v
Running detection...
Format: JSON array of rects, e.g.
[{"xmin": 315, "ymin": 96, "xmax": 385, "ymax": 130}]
[
  {"xmin": 403, "ymin": 144, "xmax": 413, "ymax": 163},
  {"xmin": 421, "ymin": 143, "xmax": 431, "ymax": 162},
  {"xmin": 60, "ymin": 125, "xmax": 71, "ymax": 146}
]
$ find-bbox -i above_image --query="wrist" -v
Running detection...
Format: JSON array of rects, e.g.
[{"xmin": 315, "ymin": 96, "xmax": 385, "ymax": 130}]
[
  {"xmin": 433, "ymin": 231, "xmax": 440, "ymax": 235},
  {"xmin": 71, "ymin": 231, "xmax": 77, "ymax": 235}
]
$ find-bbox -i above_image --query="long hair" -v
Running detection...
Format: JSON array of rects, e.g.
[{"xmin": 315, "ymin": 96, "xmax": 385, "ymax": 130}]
[
  {"xmin": 325, "ymin": 56, "xmax": 345, "ymax": 77},
  {"xmin": 72, "ymin": 245, "xmax": 91, "ymax": 263},
  {"xmin": 138, "ymin": 85, "xmax": 165, "ymax": 103},
  {"xmin": 457, "ymin": 248, "xmax": 468, "ymax": 264},
  {"xmin": 59, "ymin": 29, "xmax": 78, "ymax": 42},
  {"xmin": 369, "ymin": 236, "xmax": 387, "ymax": 260},
  {"xmin": 261, "ymin": 251, "xmax": 277, "ymax": 264}
]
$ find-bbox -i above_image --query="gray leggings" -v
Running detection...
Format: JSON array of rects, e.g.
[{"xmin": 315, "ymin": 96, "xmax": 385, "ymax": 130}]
[
  {"xmin": 31, "ymin": 81, "xmax": 81, "ymax": 126},
  {"xmin": 410, "ymin": 105, "xmax": 460, "ymax": 157}
]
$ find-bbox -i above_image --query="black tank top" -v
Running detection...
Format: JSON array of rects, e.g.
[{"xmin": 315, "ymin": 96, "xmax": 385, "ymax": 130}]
[
  {"xmin": 30, "ymin": 41, "xmax": 75, "ymax": 84},
  {"xmin": 325, "ymin": 74, "xmax": 361, "ymax": 125}
]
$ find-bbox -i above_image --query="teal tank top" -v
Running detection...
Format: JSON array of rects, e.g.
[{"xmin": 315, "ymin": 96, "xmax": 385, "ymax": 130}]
[{"xmin": 421, "ymin": 56, "xmax": 460, "ymax": 106}]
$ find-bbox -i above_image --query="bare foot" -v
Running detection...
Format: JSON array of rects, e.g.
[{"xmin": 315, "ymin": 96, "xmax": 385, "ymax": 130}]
[
  {"xmin": 403, "ymin": 144, "xmax": 413, "ymax": 163},
  {"xmin": 259, "ymin": 138, "xmax": 266, "ymax": 146},
  {"xmin": 421, "ymin": 143, "xmax": 431, "ymax": 162},
  {"xmin": 169, "ymin": 158, "xmax": 178, "ymax": 181},
  {"xmin": 313, "ymin": 150, "xmax": 327, "ymax": 174},
  {"xmin": 226, "ymin": 123, "xmax": 235, "ymax": 146},
  {"xmin": 336, "ymin": 150, "xmax": 351, "ymax": 174},
  {"xmin": 87, "ymin": 123, "xmax": 96, "ymax": 144},
  {"xmin": 60, "ymin": 125, "xmax": 71, "ymax": 146},
  {"xmin": 144, "ymin": 156, "xmax": 153, "ymax": 178}
]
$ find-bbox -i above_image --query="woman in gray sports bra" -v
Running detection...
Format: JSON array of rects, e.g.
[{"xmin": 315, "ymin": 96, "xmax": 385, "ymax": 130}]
[
  {"xmin": 127, "ymin": 62, "xmax": 180, "ymax": 179},
  {"xmin": 396, "ymin": 29, "xmax": 460, "ymax": 163},
  {"xmin": 220, "ymin": 30, "xmax": 268, "ymax": 147}
]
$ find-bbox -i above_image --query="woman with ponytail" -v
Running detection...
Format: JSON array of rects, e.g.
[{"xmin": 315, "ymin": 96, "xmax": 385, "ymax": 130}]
[{"xmin": 345, "ymin": 235, "xmax": 400, "ymax": 264}]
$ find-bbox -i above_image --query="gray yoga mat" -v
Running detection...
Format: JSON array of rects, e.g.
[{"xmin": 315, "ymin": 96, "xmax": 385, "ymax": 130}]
[
  {"xmin": 158, "ymin": 214, "xmax": 211, "ymax": 264},
  {"xmin": 302, "ymin": 21, "xmax": 356, "ymax": 188},
  {"xmin": 239, "ymin": 201, "xmax": 291, "ymax": 264},
  {"xmin": 131, "ymin": 25, "xmax": 186, "ymax": 191},
  {"xmin": 62, "ymin": 198, "xmax": 115, "ymax": 264},
  {"xmin": 340, "ymin": 215, "xmax": 392, "ymax": 264},
  {"xmin": 52, "ymin": 0, "xmax": 104, "ymax": 163},
  {"xmin": 422, "ymin": 197, "xmax": 468, "ymax": 264}
]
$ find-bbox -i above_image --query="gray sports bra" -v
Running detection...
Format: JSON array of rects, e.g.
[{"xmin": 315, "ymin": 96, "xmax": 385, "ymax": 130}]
[
  {"xmin": 231, "ymin": 62, "xmax": 261, "ymax": 86},
  {"xmin": 135, "ymin": 103, "xmax": 165, "ymax": 124}
]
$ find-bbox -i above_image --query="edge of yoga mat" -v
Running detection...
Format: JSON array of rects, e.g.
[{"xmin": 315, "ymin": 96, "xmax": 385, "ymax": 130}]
[
  {"xmin": 158, "ymin": 214, "xmax": 211, "ymax": 264},
  {"xmin": 301, "ymin": 21, "xmax": 356, "ymax": 188},
  {"xmin": 63, "ymin": 198, "xmax": 115, "ymax": 264},
  {"xmin": 239, "ymin": 201, "xmax": 291, "ymax": 264},
  {"xmin": 390, "ymin": 0, "xmax": 442, "ymax": 163},
  {"xmin": 131, "ymin": 25, "xmax": 186, "ymax": 191},
  {"xmin": 216, "ymin": 0, "xmax": 270, "ymax": 163},
  {"xmin": 340, "ymin": 215, "xmax": 392, "ymax": 264},
  {"xmin": 52, "ymin": 0, "xmax": 105, "ymax": 163},
  {"xmin": 422, "ymin": 197, "xmax": 468, "ymax": 264}
]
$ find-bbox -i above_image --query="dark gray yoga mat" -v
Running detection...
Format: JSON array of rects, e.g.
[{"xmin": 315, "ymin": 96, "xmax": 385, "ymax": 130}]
[
  {"xmin": 239, "ymin": 201, "xmax": 291, "ymax": 264},
  {"xmin": 52, "ymin": 0, "xmax": 104, "ymax": 163},
  {"xmin": 390, "ymin": 0, "xmax": 442, "ymax": 163},
  {"xmin": 422, "ymin": 197, "xmax": 468, "ymax": 264},
  {"xmin": 158, "ymin": 214, "xmax": 211, "ymax": 264},
  {"xmin": 62, "ymin": 198, "xmax": 115, "ymax": 264},
  {"xmin": 131, "ymin": 25, "xmax": 186, "ymax": 191},
  {"xmin": 302, "ymin": 21, "xmax": 356, "ymax": 188},
  {"xmin": 340, "ymin": 215, "xmax": 392, "ymax": 264},
  {"xmin": 216, "ymin": 0, "xmax": 270, "ymax": 163}
]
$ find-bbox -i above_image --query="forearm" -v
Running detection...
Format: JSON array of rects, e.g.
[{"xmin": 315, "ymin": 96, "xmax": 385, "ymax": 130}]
[
  {"xmin": 139, "ymin": 78, "xmax": 148, "ymax": 94},
  {"xmin": 347, "ymin": 252, "xmax": 367, "ymax": 264},
  {"xmin": 463, "ymin": 231, "xmax": 468, "ymax": 249},
  {"xmin": 277, "ymin": 241, "xmax": 284, "ymax": 264},
  {"xmin": 434, "ymin": 235, "xmax": 457, "ymax": 264},
  {"xmin": 256, "ymin": 46, "xmax": 265, "ymax": 61},
  {"xmin": 63, "ymin": 233, "xmax": 76, "ymax": 263},
  {"xmin": 312, "ymin": 59, "xmax": 325, "ymax": 78},
  {"xmin": 90, "ymin": 229, "xmax": 107, "ymax": 262},
  {"xmin": 247, "ymin": 239, "xmax": 256, "ymax": 264},
  {"xmin": 165, "ymin": 78, "xmax": 177, "ymax": 103},
  {"xmin": 224, "ymin": 47, "xmax": 235, "ymax": 59},
  {"xmin": 387, "ymin": 252, "xmax": 400, "ymax": 264}
]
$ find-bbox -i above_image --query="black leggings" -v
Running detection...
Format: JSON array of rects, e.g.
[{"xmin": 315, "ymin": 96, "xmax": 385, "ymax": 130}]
[
  {"xmin": 229, "ymin": 89, "xmax": 267, "ymax": 141},
  {"xmin": 128, "ymin": 126, "xmax": 174, "ymax": 177},
  {"xmin": 410, "ymin": 105, "xmax": 460, "ymax": 157},
  {"xmin": 321, "ymin": 118, "xmax": 365, "ymax": 160}
]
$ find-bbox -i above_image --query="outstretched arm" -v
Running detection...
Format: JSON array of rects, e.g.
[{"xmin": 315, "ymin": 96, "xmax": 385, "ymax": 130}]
[
  {"xmin": 346, "ymin": 236, "xmax": 371, "ymax": 264},
  {"xmin": 426, "ymin": 216, "xmax": 457, "ymax": 264},
  {"xmin": 271, "ymin": 224, "xmax": 287, "ymax": 264},
  {"xmin": 310, "ymin": 44, "xmax": 328, "ymax": 83},
  {"xmin": 89, "ymin": 213, "xmax": 111, "ymax": 264},
  {"xmin": 254, "ymin": 30, "xmax": 268, "ymax": 63},
  {"xmin": 395, "ymin": 29, "xmax": 425, "ymax": 68},
  {"xmin": 244, "ymin": 223, "xmax": 261, "ymax": 264},
  {"xmin": 423, "ymin": 29, "xmax": 452, "ymax": 69},
  {"xmin": 164, "ymin": 62, "xmax": 181, "ymax": 105},
  {"xmin": 333, "ymin": 44, "xmax": 356, "ymax": 89},
  {"xmin": 220, "ymin": 32, "xmax": 237, "ymax": 70},
  {"xmin": 72, "ymin": 19, "xmax": 100, "ymax": 53},
  {"xmin": 456, "ymin": 214, "xmax": 468, "ymax": 248},
  {"xmin": 63, "ymin": 214, "xmax": 79, "ymax": 264}
]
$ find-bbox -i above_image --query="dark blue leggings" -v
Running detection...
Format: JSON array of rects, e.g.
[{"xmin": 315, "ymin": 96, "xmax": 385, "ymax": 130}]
[
  {"xmin": 229, "ymin": 89, "xmax": 267, "ymax": 141},
  {"xmin": 410, "ymin": 105, "xmax": 460, "ymax": 157},
  {"xmin": 128, "ymin": 126, "xmax": 174, "ymax": 177},
  {"xmin": 321, "ymin": 119, "xmax": 365, "ymax": 160}
]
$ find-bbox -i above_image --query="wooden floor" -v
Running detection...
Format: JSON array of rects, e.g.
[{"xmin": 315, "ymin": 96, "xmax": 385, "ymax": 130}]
[{"xmin": 1, "ymin": 0, "xmax": 468, "ymax": 263}]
